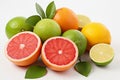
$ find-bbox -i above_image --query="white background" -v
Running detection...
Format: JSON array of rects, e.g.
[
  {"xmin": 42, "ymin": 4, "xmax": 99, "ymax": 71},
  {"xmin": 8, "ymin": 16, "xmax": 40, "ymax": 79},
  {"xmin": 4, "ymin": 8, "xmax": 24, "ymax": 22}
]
[{"xmin": 0, "ymin": 0, "xmax": 120, "ymax": 80}]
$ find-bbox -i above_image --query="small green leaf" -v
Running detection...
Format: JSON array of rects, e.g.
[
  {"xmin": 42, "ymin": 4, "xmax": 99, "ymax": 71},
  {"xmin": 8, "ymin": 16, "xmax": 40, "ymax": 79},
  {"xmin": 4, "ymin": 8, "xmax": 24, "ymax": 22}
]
[
  {"xmin": 25, "ymin": 15, "xmax": 41, "ymax": 26},
  {"xmin": 46, "ymin": 1, "xmax": 56, "ymax": 19},
  {"xmin": 74, "ymin": 62, "xmax": 92, "ymax": 77},
  {"xmin": 35, "ymin": 3, "xmax": 46, "ymax": 19},
  {"xmin": 25, "ymin": 65, "xmax": 47, "ymax": 79}
]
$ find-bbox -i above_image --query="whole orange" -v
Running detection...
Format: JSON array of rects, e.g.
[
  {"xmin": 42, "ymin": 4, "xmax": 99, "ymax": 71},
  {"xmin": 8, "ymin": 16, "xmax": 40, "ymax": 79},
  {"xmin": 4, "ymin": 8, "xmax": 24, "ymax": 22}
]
[
  {"xmin": 81, "ymin": 22, "xmax": 111, "ymax": 50},
  {"xmin": 53, "ymin": 7, "xmax": 79, "ymax": 32}
]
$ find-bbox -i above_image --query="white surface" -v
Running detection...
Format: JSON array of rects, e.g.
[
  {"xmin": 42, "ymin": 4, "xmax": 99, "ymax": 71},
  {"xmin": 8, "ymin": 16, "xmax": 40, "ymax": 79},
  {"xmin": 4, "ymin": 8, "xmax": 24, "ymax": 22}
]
[{"xmin": 0, "ymin": 0, "xmax": 120, "ymax": 80}]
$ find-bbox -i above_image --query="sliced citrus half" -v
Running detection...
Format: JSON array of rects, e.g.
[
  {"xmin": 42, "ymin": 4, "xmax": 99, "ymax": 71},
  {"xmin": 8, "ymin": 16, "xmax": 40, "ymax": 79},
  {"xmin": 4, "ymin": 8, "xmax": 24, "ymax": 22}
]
[
  {"xmin": 89, "ymin": 43, "xmax": 114, "ymax": 66},
  {"xmin": 41, "ymin": 37, "xmax": 78, "ymax": 71},
  {"xmin": 5, "ymin": 31, "xmax": 42, "ymax": 66}
]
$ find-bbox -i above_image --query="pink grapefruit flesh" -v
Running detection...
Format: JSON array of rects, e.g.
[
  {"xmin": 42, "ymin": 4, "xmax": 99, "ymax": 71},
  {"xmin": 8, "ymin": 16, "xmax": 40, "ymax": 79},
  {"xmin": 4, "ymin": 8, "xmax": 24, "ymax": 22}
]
[
  {"xmin": 5, "ymin": 31, "xmax": 42, "ymax": 66},
  {"xmin": 41, "ymin": 37, "xmax": 78, "ymax": 71}
]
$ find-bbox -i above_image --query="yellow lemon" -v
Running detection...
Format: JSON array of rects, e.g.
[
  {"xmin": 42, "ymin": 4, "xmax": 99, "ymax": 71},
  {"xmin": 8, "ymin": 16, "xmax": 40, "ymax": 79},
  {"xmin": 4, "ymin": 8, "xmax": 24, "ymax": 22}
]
[{"xmin": 81, "ymin": 22, "xmax": 111, "ymax": 50}]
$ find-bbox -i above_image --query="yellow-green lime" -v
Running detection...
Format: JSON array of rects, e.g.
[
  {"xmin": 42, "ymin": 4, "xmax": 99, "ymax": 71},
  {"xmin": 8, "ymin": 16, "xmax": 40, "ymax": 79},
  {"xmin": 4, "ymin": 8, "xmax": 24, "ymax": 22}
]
[
  {"xmin": 6, "ymin": 16, "xmax": 33, "ymax": 39},
  {"xmin": 77, "ymin": 14, "xmax": 91, "ymax": 29},
  {"xmin": 33, "ymin": 19, "xmax": 61, "ymax": 42},
  {"xmin": 89, "ymin": 43, "xmax": 114, "ymax": 66}
]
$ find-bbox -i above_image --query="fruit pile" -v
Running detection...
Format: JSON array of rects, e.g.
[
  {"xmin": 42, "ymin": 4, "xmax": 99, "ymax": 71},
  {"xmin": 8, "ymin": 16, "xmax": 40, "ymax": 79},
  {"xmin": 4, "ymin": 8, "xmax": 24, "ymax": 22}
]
[{"xmin": 5, "ymin": 1, "xmax": 114, "ymax": 79}]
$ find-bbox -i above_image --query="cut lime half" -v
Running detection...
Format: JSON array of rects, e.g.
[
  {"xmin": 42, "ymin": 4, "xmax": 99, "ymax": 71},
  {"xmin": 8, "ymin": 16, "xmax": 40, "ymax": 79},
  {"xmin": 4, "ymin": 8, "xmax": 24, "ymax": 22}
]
[{"xmin": 89, "ymin": 43, "xmax": 114, "ymax": 66}]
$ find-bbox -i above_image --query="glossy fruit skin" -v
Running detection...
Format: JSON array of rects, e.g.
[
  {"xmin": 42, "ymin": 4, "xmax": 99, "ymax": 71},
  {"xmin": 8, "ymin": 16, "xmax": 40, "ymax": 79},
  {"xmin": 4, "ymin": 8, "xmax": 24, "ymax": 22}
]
[
  {"xmin": 33, "ymin": 19, "xmax": 61, "ymax": 42},
  {"xmin": 81, "ymin": 22, "xmax": 111, "ymax": 50},
  {"xmin": 53, "ymin": 7, "xmax": 79, "ymax": 32},
  {"xmin": 6, "ymin": 16, "xmax": 33, "ymax": 39},
  {"xmin": 62, "ymin": 30, "xmax": 87, "ymax": 56}
]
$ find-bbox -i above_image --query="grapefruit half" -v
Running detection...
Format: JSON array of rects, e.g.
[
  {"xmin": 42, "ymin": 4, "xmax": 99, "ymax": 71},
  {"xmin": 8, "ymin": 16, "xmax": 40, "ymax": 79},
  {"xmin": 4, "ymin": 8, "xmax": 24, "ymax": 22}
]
[
  {"xmin": 5, "ymin": 31, "xmax": 42, "ymax": 66},
  {"xmin": 41, "ymin": 37, "xmax": 78, "ymax": 71}
]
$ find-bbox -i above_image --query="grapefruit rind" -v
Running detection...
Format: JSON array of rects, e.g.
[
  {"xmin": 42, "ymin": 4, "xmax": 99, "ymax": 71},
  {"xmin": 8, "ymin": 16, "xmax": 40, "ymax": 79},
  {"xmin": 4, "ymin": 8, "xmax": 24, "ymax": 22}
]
[
  {"xmin": 41, "ymin": 37, "xmax": 78, "ymax": 71},
  {"xmin": 5, "ymin": 31, "xmax": 42, "ymax": 66},
  {"xmin": 89, "ymin": 43, "xmax": 114, "ymax": 66}
]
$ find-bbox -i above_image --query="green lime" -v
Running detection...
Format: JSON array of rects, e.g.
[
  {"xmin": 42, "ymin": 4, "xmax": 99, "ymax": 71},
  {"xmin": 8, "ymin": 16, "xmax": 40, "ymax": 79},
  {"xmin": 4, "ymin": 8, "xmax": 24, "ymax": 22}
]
[
  {"xmin": 74, "ymin": 62, "xmax": 92, "ymax": 77},
  {"xmin": 6, "ymin": 16, "xmax": 33, "ymax": 39},
  {"xmin": 77, "ymin": 14, "xmax": 91, "ymax": 29},
  {"xmin": 62, "ymin": 30, "xmax": 87, "ymax": 56},
  {"xmin": 33, "ymin": 19, "xmax": 61, "ymax": 42},
  {"xmin": 90, "ymin": 43, "xmax": 114, "ymax": 66}
]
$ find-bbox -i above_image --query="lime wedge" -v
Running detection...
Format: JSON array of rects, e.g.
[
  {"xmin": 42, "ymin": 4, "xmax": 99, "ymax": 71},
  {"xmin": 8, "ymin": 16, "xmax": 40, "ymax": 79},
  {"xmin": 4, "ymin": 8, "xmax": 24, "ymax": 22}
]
[{"xmin": 89, "ymin": 43, "xmax": 114, "ymax": 66}]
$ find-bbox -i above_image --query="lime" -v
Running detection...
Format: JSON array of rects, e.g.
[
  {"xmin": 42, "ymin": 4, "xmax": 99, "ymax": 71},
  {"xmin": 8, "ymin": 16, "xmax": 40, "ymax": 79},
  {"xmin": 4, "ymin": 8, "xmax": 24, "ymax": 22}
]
[
  {"xmin": 62, "ymin": 30, "xmax": 87, "ymax": 56},
  {"xmin": 89, "ymin": 43, "xmax": 114, "ymax": 66},
  {"xmin": 77, "ymin": 14, "xmax": 91, "ymax": 29},
  {"xmin": 33, "ymin": 19, "xmax": 61, "ymax": 42},
  {"xmin": 5, "ymin": 16, "xmax": 33, "ymax": 39}
]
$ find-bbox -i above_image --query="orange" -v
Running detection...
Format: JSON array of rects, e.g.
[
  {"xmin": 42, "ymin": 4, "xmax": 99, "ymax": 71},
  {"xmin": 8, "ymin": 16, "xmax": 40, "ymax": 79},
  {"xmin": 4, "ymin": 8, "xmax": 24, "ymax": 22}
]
[
  {"xmin": 41, "ymin": 37, "xmax": 78, "ymax": 71},
  {"xmin": 5, "ymin": 31, "xmax": 42, "ymax": 66},
  {"xmin": 81, "ymin": 22, "xmax": 111, "ymax": 50},
  {"xmin": 53, "ymin": 7, "xmax": 79, "ymax": 32}
]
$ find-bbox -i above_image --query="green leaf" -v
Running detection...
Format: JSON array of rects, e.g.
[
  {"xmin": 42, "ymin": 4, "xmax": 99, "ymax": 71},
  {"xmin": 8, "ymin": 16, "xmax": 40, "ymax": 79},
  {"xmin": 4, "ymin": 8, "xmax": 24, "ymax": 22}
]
[
  {"xmin": 74, "ymin": 62, "xmax": 92, "ymax": 77},
  {"xmin": 25, "ymin": 15, "xmax": 41, "ymax": 26},
  {"xmin": 25, "ymin": 65, "xmax": 47, "ymax": 79},
  {"xmin": 35, "ymin": 3, "xmax": 46, "ymax": 19},
  {"xmin": 46, "ymin": 1, "xmax": 56, "ymax": 19}
]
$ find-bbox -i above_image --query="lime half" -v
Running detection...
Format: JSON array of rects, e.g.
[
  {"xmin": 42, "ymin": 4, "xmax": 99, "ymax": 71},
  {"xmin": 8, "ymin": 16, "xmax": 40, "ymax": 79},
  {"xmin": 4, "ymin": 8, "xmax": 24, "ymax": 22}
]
[{"xmin": 89, "ymin": 43, "xmax": 114, "ymax": 66}]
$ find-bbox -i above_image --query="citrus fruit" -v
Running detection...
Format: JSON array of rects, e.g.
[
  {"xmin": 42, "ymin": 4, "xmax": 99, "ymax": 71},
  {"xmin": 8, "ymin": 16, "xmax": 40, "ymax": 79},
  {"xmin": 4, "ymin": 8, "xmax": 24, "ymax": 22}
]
[
  {"xmin": 33, "ymin": 19, "xmax": 61, "ymax": 42},
  {"xmin": 81, "ymin": 22, "xmax": 111, "ymax": 50},
  {"xmin": 41, "ymin": 37, "xmax": 78, "ymax": 71},
  {"xmin": 62, "ymin": 30, "xmax": 87, "ymax": 56},
  {"xmin": 89, "ymin": 43, "xmax": 114, "ymax": 66},
  {"xmin": 77, "ymin": 14, "xmax": 91, "ymax": 30},
  {"xmin": 53, "ymin": 7, "xmax": 79, "ymax": 32},
  {"xmin": 5, "ymin": 31, "xmax": 42, "ymax": 66},
  {"xmin": 6, "ymin": 16, "xmax": 33, "ymax": 39}
]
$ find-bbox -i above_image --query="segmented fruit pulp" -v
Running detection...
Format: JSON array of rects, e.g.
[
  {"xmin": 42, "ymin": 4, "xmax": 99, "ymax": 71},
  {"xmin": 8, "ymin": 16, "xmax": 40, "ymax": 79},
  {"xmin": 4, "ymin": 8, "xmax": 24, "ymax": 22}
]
[
  {"xmin": 7, "ymin": 33, "xmax": 38, "ymax": 59},
  {"xmin": 44, "ymin": 38, "xmax": 76, "ymax": 65}
]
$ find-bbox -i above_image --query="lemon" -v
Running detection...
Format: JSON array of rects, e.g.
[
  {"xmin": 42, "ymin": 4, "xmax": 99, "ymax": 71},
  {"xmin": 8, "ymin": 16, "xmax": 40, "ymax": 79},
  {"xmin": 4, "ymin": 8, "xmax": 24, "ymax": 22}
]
[{"xmin": 81, "ymin": 22, "xmax": 111, "ymax": 50}]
